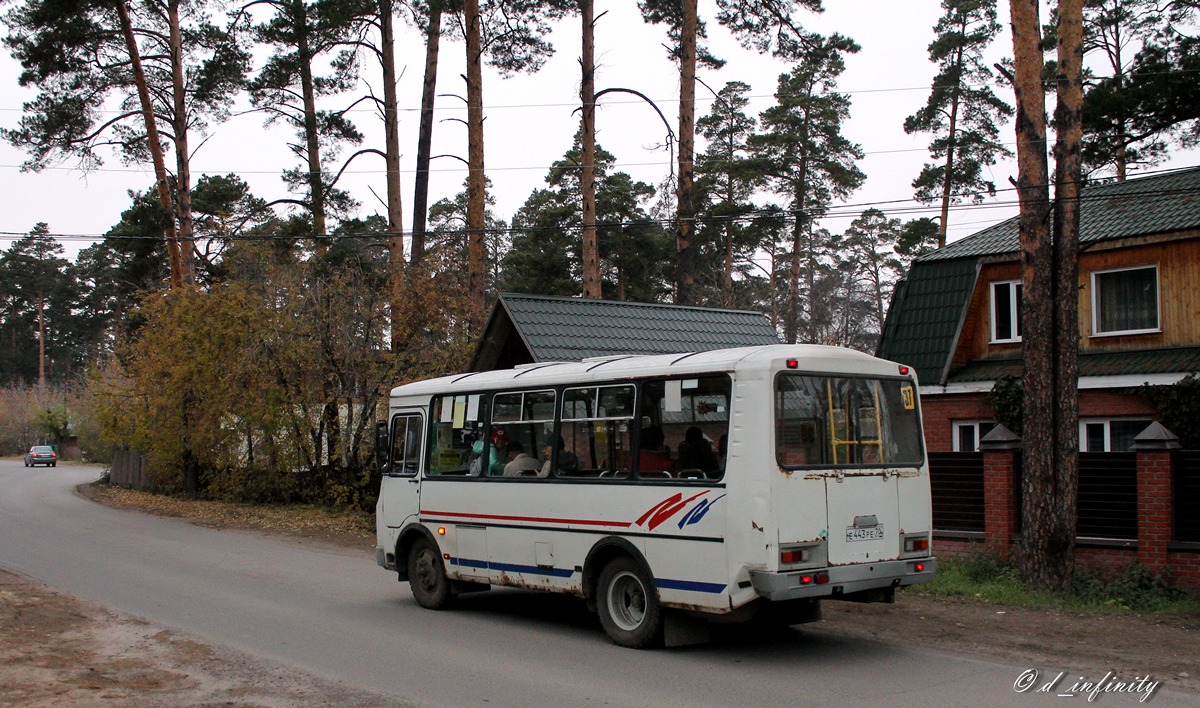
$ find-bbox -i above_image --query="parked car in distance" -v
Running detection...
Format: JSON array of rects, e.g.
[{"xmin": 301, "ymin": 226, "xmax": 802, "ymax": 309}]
[{"xmin": 25, "ymin": 445, "xmax": 57, "ymax": 467}]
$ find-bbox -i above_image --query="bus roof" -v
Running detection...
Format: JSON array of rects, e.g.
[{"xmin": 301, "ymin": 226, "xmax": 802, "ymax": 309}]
[{"xmin": 390, "ymin": 344, "xmax": 911, "ymax": 399}]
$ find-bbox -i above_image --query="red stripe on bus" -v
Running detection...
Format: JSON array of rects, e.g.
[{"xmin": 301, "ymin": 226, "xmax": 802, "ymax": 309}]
[{"xmin": 421, "ymin": 509, "xmax": 632, "ymax": 528}]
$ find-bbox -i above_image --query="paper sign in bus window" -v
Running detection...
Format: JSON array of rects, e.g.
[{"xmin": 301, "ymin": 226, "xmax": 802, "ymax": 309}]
[{"xmin": 665, "ymin": 379, "xmax": 683, "ymax": 412}]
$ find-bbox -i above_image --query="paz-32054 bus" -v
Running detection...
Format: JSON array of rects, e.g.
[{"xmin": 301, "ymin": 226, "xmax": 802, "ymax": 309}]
[{"xmin": 374, "ymin": 344, "xmax": 936, "ymax": 647}]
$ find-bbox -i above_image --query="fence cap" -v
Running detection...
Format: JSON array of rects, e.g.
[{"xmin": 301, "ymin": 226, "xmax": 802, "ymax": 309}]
[
  {"xmin": 979, "ymin": 424, "xmax": 1021, "ymax": 450},
  {"xmin": 1130, "ymin": 421, "xmax": 1182, "ymax": 450}
]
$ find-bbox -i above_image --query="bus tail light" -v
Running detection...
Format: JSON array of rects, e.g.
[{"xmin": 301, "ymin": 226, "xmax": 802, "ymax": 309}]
[
  {"xmin": 780, "ymin": 541, "xmax": 827, "ymax": 570},
  {"xmin": 786, "ymin": 358, "xmax": 799, "ymax": 369},
  {"xmin": 780, "ymin": 549, "xmax": 808, "ymax": 564},
  {"xmin": 901, "ymin": 533, "xmax": 930, "ymax": 558},
  {"xmin": 898, "ymin": 365, "xmax": 910, "ymax": 375}
]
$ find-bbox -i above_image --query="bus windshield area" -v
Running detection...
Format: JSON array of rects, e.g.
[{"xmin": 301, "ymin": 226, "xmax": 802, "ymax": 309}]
[{"xmin": 775, "ymin": 374, "xmax": 923, "ymax": 468}]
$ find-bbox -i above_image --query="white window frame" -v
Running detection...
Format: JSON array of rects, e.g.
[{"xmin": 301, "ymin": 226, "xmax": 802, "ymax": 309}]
[
  {"xmin": 989, "ymin": 280, "xmax": 1022, "ymax": 343},
  {"xmin": 1078, "ymin": 417, "xmax": 1153, "ymax": 452},
  {"xmin": 1090, "ymin": 264, "xmax": 1160, "ymax": 337},
  {"xmin": 952, "ymin": 420, "xmax": 996, "ymax": 452}
]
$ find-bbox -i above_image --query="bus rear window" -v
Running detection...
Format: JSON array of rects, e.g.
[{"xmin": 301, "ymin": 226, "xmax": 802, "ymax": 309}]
[{"xmin": 775, "ymin": 374, "xmax": 922, "ymax": 468}]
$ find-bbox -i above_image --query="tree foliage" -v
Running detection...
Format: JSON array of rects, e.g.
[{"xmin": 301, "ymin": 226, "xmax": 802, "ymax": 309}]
[
  {"xmin": 750, "ymin": 35, "xmax": 864, "ymax": 343},
  {"xmin": 906, "ymin": 0, "xmax": 1013, "ymax": 246}
]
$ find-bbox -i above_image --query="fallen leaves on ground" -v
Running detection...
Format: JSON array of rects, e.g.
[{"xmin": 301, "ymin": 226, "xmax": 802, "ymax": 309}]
[{"xmin": 82, "ymin": 484, "xmax": 374, "ymax": 549}]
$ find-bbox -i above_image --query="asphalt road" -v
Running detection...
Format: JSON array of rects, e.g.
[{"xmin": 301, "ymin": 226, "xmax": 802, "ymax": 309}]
[{"xmin": 0, "ymin": 459, "xmax": 1189, "ymax": 707}]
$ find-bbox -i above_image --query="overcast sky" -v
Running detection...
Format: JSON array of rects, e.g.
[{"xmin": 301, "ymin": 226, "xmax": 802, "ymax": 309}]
[{"xmin": 1, "ymin": 1, "xmax": 1197, "ymax": 260}]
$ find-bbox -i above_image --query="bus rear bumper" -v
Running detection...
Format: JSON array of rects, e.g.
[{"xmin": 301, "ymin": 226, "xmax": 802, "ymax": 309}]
[{"xmin": 749, "ymin": 557, "xmax": 936, "ymax": 602}]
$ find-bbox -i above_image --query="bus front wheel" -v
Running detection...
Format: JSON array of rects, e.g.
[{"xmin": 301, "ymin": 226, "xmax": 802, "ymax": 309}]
[
  {"xmin": 408, "ymin": 537, "xmax": 456, "ymax": 610},
  {"xmin": 597, "ymin": 557, "xmax": 662, "ymax": 648}
]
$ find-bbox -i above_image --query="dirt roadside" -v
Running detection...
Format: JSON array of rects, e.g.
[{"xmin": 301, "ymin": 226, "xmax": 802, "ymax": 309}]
[{"xmin": 2, "ymin": 483, "xmax": 1197, "ymax": 706}]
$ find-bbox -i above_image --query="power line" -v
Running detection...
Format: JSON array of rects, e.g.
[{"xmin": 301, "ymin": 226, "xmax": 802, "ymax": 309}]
[{"xmin": 5, "ymin": 179, "xmax": 1196, "ymax": 244}]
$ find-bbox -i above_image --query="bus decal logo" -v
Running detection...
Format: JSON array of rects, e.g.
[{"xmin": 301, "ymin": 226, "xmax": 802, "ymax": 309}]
[
  {"xmin": 678, "ymin": 494, "xmax": 725, "ymax": 529},
  {"xmin": 636, "ymin": 492, "xmax": 709, "ymax": 531}
]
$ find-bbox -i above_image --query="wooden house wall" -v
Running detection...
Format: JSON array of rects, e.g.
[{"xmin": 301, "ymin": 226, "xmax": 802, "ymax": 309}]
[
  {"xmin": 951, "ymin": 234, "xmax": 1200, "ymax": 365},
  {"xmin": 1078, "ymin": 237, "xmax": 1200, "ymax": 352}
]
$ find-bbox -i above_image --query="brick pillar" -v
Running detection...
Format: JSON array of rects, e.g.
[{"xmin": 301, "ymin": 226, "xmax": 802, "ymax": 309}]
[
  {"xmin": 980, "ymin": 425, "xmax": 1020, "ymax": 559},
  {"xmin": 1132, "ymin": 421, "xmax": 1180, "ymax": 573}
]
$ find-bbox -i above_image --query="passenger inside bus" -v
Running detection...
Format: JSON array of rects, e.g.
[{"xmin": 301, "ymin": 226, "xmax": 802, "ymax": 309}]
[
  {"xmin": 541, "ymin": 434, "xmax": 579, "ymax": 477},
  {"xmin": 637, "ymin": 426, "xmax": 675, "ymax": 477},
  {"xmin": 676, "ymin": 426, "xmax": 720, "ymax": 476},
  {"xmin": 503, "ymin": 440, "xmax": 542, "ymax": 476}
]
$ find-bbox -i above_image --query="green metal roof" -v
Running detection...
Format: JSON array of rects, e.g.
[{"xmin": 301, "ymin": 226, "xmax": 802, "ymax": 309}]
[
  {"xmin": 875, "ymin": 258, "xmax": 979, "ymax": 385},
  {"xmin": 920, "ymin": 166, "xmax": 1200, "ymax": 262},
  {"xmin": 471, "ymin": 293, "xmax": 780, "ymax": 370},
  {"xmin": 947, "ymin": 347, "xmax": 1200, "ymax": 383}
]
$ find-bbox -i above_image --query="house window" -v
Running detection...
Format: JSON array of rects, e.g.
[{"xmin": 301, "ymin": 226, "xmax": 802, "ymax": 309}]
[
  {"xmin": 1091, "ymin": 265, "xmax": 1159, "ymax": 336},
  {"xmin": 952, "ymin": 421, "xmax": 996, "ymax": 452},
  {"xmin": 990, "ymin": 280, "xmax": 1022, "ymax": 343},
  {"xmin": 1079, "ymin": 418, "xmax": 1152, "ymax": 452}
]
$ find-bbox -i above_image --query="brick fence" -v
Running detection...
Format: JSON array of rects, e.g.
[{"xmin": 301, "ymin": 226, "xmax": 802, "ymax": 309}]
[{"xmin": 931, "ymin": 425, "xmax": 1200, "ymax": 589}]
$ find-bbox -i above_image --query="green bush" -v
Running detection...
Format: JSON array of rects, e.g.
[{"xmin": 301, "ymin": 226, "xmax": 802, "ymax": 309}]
[
  {"xmin": 1142, "ymin": 373, "xmax": 1200, "ymax": 448},
  {"xmin": 1072, "ymin": 563, "xmax": 1188, "ymax": 612}
]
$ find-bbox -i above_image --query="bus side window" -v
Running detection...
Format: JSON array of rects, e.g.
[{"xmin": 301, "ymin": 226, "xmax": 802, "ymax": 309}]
[
  {"xmin": 563, "ymin": 385, "xmax": 634, "ymax": 480},
  {"xmin": 640, "ymin": 376, "xmax": 731, "ymax": 480},
  {"xmin": 390, "ymin": 413, "xmax": 423, "ymax": 476},
  {"xmin": 488, "ymin": 389, "xmax": 556, "ymax": 478},
  {"xmin": 428, "ymin": 393, "xmax": 485, "ymax": 476}
]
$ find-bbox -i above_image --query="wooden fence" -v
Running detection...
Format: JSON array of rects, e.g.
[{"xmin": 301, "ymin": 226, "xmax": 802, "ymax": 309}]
[{"xmin": 108, "ymin": 448, "xmax": 148, "ymax": 491}]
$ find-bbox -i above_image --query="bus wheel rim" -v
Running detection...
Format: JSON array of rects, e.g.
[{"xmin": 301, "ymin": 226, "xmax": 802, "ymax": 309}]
[{"xmin": 607, "ymin": 570, "xmax": 646, "ymax": 631}]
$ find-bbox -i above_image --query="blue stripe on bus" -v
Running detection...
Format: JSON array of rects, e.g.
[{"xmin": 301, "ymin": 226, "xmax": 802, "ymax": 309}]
[
  {"xmin": 448, "ymin": 558, "xmax": 724, "ymax": 592},
  {"xmin": 448, "ymin": 557, "xmax": 576, "ymax": 579},
  {"xmin": 655, "ymin": 578, "xmax": 727, "ymax": 594}
]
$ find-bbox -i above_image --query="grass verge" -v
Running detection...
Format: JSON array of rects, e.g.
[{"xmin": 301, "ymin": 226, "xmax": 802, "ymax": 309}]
[{"xmin": 909, "ymin": 552, "xmax": 1200, "ymax": 624}]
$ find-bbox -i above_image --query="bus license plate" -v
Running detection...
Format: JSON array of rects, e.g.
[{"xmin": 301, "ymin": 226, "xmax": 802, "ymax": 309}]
[{"xmin": 846, "ymin": 526, "xmax": 884, "ymax": 542}]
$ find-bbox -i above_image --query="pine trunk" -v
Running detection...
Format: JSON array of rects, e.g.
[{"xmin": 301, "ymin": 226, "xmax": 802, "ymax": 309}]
[
  {"xmin": 937, "ymin": 44, "xmax": 963, "ymax": 249},
  {"xmin": 465, "ymin": 0, "xmax": 487, "ymax": 328},
  {"xmin": 37, "ymin": 289, "xmax": 45, "ymax": 390},
  {"xmin": 411, "ymin": 1, "xmax": 442, "ymax": 266},
  {"xmin": 674, "ymin": 0, "xmax": 698, "ymax": 305},
  {"xmin": 297, "ymin": 10, "xmax": 327, "ymax": 249},
  {"xmin": 114, "ymin": 0, "xmax": 182, "ymax": 289},
  {"xmin": 580, "ymin": 0, "xmax": 601, "ymax": 299},
  {"xmin": 380, "ymin": 0, "xmax": 406, "ymax": 350},
  {"xmin": 1009, "ymin": 0, "xmax": 1059, "ymax": 591},
  {"xmin": 1049, "ymin": 0, "xmax": 1085, "ymax": 592},
  {"xmin": 168, "ymin": 0, "xmax": 195, "ymax": 283}
]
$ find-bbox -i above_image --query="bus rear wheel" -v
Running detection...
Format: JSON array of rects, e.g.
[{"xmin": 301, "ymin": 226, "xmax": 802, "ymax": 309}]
[
  {"xmin": 597, "ymin": 557, "xmax": 662, "ymax": 648},
  {"xmin": 407, "ymin": 537, "xmax": 456, "ymax": 610}
]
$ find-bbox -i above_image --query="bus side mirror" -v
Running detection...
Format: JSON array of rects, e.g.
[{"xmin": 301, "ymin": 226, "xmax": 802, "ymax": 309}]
[{"xmin": 375, "ymin": 420, "xmax": 390, "ymax": 475}]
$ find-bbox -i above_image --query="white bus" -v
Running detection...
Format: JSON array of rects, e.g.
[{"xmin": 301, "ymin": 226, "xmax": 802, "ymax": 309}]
[{"xmin": 374, "ymin": 344, "xmax": 935, "ymax": 647}]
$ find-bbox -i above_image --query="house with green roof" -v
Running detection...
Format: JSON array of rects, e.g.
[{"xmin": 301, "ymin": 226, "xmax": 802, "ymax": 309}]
[
  {"xmin": 877, "ymin": 166, "xmax": 1200, "ymax": 453},
  {"xmin": 470, "ymin": 293, "xmax": 781, "ymax": 372}
]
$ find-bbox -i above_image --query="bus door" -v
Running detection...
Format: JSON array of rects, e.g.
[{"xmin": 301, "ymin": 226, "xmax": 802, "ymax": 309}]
[
  {"xmin": 820, "ymin": 377, "xmax": 913, "ymax": 565},
  {"xmin": 380, "ymin": 411, "xmax": 423, "ymax": 530}
]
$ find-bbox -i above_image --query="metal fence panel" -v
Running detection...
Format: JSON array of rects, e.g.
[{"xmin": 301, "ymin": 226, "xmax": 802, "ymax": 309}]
[
  {"xmin": 928, "ymin": 452, "xmax": 985, "ymax": 533},
  {"xmin": 1077, "ymin": 452, "xmax": 1137, "ymax": 540},
  {"xmin": 1174, "ymin": 451, "xmax": 1200, "ymax": 543}
]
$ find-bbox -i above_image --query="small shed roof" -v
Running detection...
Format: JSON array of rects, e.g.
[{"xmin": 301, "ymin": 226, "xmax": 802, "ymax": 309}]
[{"xmin": 470, "ymin": 293, "xmax": 780, "ymax": 372}]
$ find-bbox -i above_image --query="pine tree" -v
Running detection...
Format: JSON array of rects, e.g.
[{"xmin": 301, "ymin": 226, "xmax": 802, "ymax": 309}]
[
  {"xmin": 695, "ymin": 81, "xmax": 766, "ymax": 307},
  {"xmin": 750, "ymin": 36, "xmax": 865, "ymax": 344},
  {"xmin": 905, "ymin": 0, "xmax": 1013, "ymax": 247},
  {"xmin": 0, "ymin": 225, "xmax": 77, "ymax": 386}
]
